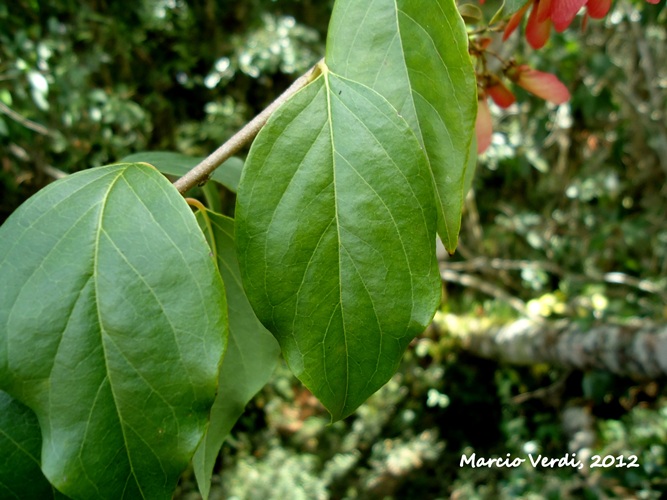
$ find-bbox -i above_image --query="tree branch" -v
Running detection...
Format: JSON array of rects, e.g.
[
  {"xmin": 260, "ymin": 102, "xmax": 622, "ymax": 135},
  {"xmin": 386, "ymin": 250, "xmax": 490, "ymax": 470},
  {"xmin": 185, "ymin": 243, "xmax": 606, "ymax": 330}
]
[
  {"xmin": 459, "ymin": 318, "xmax": 667, "ymax": 379},
  {"xmin": 173, "ymin": 61, "xmax": 323, "ymax": 194},
  {"xmin": 440, "ymin": 268, "xmax": 531, "ymax": 317},
  {"xmin": 0, "ymin": 101, "xmax": 52, "ymax": 136}
]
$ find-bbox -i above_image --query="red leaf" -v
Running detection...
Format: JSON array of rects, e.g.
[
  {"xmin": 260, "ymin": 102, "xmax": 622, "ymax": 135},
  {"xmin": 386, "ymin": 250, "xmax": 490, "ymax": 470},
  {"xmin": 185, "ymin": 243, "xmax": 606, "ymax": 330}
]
[
  {"xmin": 550, "ymin": 0, "xmax": 587, "ymax": 31},
  {"xmin": 487, "ymin": 81, "xmax": 516, "ymax": 108},
  {"xmin": 514, "ymin": 65, "xmax": 571, "ymax": 104},
  {"xmin": 526, "ymin": 2, "xmax": 553, "ymax": 49},
  {"xmin": 586, "ymin": 0, "xmax": 612, "ymax": 18},
  {"xmin": 537, "ymin": 0, "xmax": 554, "ymax": 21},
  {"xmin": 478, "ymin": 37, "xmax": 493, "ymax": 50},
  {"xmin": 503, "ymin": 0, "xmax": 532, "ymax": 40}
]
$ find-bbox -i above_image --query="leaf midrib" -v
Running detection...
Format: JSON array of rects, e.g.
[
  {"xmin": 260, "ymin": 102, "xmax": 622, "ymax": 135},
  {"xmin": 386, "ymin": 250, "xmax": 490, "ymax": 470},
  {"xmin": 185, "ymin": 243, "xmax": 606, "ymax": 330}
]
[
  {"xmin": 329, "ymin": 78, "xmax": 420, "ymax": 338},
  {"xmin": 324, "ymin": 71, "xmax": 350, "ymax": 416},
  {"xmin": 92, "ymin": 165, "xmax": 145, "ymax": 499},
  {"xmin": 3, "ymin": 171, "xmax": 117, "ymax": 381}
]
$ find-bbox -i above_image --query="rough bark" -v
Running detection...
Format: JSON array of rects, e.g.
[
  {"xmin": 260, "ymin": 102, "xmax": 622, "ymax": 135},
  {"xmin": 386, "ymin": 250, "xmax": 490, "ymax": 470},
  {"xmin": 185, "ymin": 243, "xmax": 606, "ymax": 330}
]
[{"xmin": 460, "ymin": 319, "xmax": 667, "ymax": 379}]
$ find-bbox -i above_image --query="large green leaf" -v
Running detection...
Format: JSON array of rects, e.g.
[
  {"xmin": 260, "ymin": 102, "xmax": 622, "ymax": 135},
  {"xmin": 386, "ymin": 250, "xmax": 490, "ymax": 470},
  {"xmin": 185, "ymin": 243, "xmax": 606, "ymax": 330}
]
[
  {"xmin": 235, "ymin": 66, "xmax": 441, "ymax": 421},
  {"xmin": 193, "ymin": 211, "xmax": 280, "ymax": 500},
  {"xmin": 0, "ymin": 391, "xmax": 65, "ymax": 499},
  {"xmin": 326, "ymin": 0, "xmax": 477, "ymax": 253},
  {"xmin": 0, "ymin": 163, "xmax": 227, "ymax": 499},
  {"xmin": 121, "ymin": 151, "xmax": 244, "ymax": 192}
]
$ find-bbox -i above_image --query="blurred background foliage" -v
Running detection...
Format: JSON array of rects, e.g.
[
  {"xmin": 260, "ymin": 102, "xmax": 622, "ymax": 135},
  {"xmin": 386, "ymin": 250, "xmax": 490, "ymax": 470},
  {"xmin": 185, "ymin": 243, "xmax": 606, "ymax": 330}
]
[
  {"xmin": 0, "ymin": 0, "xmax": 328, "ymax": 220},
  {"xmin": 1, "ymin": 0, "xmax": 666, "ymax": 498}
]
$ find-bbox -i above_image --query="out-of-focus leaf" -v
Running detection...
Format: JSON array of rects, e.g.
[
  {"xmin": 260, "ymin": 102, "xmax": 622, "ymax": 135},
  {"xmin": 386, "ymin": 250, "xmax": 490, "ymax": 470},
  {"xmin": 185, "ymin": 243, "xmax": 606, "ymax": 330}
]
[
  {"xmin": 459, "ymin": 3, "xmax": 484, "ymax": 22},
  {"xmin": 193, "ymin": 211, "xmax": 280, "ymax": 500},
  {"xmin": 28, "ymin": 71, "xmax": 49, "ymax": 111},
  {"xmin": 490, "ymin": 0, "xmax": 530, "ymax": 25}
]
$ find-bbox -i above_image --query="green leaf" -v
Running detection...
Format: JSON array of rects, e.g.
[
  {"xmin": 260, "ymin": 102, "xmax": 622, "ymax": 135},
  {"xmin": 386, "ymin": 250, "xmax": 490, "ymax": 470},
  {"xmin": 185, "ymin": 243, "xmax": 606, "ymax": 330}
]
[
  {"xmin": 192, "ymin": 211, "xmax": 280, "ymax": 500},
  {"xmin": 121, "ymin": 151, "xmax": 244, "ymax": 192},
  {"xmin": 489, "ymin": 0, "xmax": 529, "ymax": 24},
  {"xmin": 504, "ymin": 0, "xmax": 528, "ymax": 13},
  {"xmin": 326, "ymin": 0, "xmax": 477, "ymax": 253},
  {"xmin": 0, "ymin": 163, "xmax": 228, "ymax": 499},
  {"xmin": 235, "ymin": 66, "xmax": 441, "ymax": 421},
  {"xmin": 458, "ymin": 3, "xmax": 484, "ymax": 22},
  {"xmin": 0, "ymin": 391, "xmax": 65, "ymax": 499}
]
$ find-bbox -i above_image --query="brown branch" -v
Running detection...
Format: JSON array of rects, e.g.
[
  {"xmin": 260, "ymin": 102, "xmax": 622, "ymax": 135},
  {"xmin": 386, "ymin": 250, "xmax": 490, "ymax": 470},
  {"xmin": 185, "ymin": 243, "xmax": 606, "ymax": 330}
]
[
  {"xmin": 460, "ymin": 318, "xmax": 667, "ymax": 379},
  {"xmin": 173, "ymin": 61, "xmax": 323, "ymax": 194}
]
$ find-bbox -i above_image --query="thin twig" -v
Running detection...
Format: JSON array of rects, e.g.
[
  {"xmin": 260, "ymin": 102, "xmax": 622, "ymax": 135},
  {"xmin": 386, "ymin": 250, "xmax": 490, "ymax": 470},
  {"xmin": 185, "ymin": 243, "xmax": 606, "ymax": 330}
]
[
  {"xmin": 0, "ymin": 101, "xmax": 52, "ymax": 136},
  {"xmin": 511, "ymin": 370, "xmax": 571, "ymax": 406},
  {"xmin": 42, "ymin": 164, "xmax": 68, "ymax": 179},
  {"xmin": 440, "ymin": 267, "xmax": 532, "ymax": 317},
  {"xmin": 463, "ymin": 189, "xmax": 483, "ymax": 248},
  {"xmin": 441, "ymin": 256, "xmax": 666, "ymax": 301},
  {"xmin": 600, "ymin": 272, "xmax": 666, "ymax": 301},
  {"xmin": 173, "ymin": 60, "xmax": 323, "ymax": 194},
  {"xmin": 441, "ymin": 257, "xmax": 561, "ymax": 274}
]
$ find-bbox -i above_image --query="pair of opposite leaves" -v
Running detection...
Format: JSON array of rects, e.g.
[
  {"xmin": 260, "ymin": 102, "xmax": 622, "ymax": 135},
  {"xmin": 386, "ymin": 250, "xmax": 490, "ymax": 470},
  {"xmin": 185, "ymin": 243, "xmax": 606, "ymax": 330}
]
[{"xmin": 0, "ymin": 1, "xmax": 475, "ymax": 498}]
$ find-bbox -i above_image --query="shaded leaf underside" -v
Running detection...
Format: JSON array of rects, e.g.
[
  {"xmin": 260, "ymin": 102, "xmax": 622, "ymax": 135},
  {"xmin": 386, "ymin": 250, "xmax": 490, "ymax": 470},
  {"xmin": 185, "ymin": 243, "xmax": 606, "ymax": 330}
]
[
  {"xmin": 193, "ymin": 211, "xmax": 280, "ymax": 500},
  {"xmin": 0, "ymin": 391, "xmax": 63, "ymax": 499}
]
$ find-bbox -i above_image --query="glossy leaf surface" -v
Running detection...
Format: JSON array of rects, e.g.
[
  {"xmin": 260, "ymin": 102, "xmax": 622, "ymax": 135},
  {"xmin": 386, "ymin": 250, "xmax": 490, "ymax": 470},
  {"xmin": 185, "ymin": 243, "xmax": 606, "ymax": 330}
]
[
  {"xmin": 0, "ymin": 391, "xmax": 64, "ymax": 499},
  {"xmin": 121, "ymin": 151, "xmax": 244, "ymax": 192},
  {"xmin": 236, "ymin": 68, "xmax": 441, "ymax": 421},
  {"xmin": 193, "ymin": 211, "xmax": 280, "ymax": 500},
  {"xmin": 326, "ymin": 0, "xmax": 477, "ymax": 252},
  {"xmin": 0, "ymin": 164, "xmax": 227, "ymax": 499}
]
